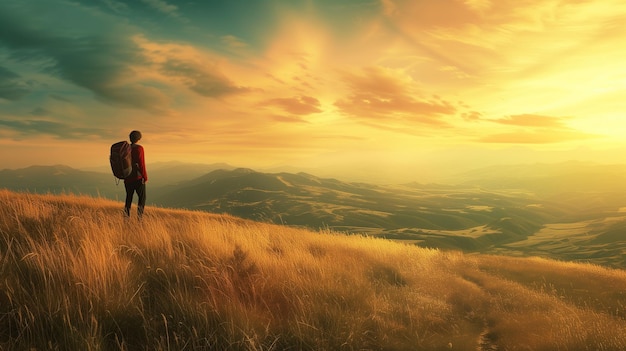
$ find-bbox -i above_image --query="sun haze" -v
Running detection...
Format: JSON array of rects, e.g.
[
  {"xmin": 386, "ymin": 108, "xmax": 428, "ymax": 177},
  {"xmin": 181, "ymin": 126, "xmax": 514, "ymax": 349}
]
[{"xmin": 1, "ymin": 0, "xmax": 625, "ymax": 182}]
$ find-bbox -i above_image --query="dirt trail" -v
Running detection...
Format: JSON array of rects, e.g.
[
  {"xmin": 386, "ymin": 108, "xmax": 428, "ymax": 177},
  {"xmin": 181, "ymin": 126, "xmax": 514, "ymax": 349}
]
[
  {"xmin": 477, "ymin": 319, "xmax": 498, "ymax": 351},
  {"xmin": 458, "ymin": 271, "xmax": 499, "ymax": 351}
]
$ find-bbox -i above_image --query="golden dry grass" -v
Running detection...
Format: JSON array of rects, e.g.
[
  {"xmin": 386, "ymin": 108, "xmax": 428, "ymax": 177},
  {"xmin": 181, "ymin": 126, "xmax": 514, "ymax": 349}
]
[{"xmin": 1, "ymin": 189, "xmax": 626, "ymax": 350}]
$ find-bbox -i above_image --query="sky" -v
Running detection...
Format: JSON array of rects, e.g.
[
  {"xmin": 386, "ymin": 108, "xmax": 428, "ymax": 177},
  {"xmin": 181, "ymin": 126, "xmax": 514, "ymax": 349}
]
[{"xmin": 1, "ymin": 0, "xmax": 626, "ymax": 182}]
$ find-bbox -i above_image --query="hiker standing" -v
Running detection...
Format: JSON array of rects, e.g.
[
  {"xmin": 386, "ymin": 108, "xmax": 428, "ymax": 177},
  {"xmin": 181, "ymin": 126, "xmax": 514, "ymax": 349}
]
[{"xmin": 124, "ymin": 130, "xmax": 148, "ymax": 219}]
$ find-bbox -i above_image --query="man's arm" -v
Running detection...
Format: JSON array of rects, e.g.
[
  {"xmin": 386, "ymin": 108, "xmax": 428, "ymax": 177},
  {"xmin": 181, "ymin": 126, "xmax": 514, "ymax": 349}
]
[{"xmin": 138, "ymin": 146, "xmax": 148, "ymax": 182}]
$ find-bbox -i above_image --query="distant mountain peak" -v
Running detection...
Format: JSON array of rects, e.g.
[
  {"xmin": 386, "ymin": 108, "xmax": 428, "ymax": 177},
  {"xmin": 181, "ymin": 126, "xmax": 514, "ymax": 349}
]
[
  {"xmin": 25, "ymin": 164, "xmax": 75, "ymax": 171},
  {"xmin": 232, "ymin": 168, "xmax": 257, "ymax": 174}
]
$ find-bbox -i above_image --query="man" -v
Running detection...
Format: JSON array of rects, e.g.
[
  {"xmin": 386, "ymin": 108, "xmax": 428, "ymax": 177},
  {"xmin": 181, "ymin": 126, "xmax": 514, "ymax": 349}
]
[{"xmin": 124, "ymin": 130, "xmax": 148, "ymax": 219}]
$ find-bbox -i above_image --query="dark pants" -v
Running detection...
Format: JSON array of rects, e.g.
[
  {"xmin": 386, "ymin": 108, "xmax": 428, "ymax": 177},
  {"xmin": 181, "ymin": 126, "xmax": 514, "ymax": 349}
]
[{"xmin": 124, "ymin": 180, "xmax": 146, "ymax": 218}]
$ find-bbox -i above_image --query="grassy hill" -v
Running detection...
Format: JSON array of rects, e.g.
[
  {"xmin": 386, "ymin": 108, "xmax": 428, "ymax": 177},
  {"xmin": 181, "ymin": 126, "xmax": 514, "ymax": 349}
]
[
  {"xmin": 152, "ymin": 168, "xmax": 626, "ymax": 268},
  {"xmin": 152, "ymin": 168, "xmax": 560, "ymax": 243},
  {"xmin": 1, "ymin": 190, "xmax": 626, "ymax": 350},
  {"xmin": 6, "ymin": 164, "xmax": 626, "ymax": 268}
]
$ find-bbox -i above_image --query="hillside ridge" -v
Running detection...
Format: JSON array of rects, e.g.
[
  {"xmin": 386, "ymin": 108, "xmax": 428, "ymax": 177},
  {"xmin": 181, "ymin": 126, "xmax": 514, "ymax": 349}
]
[
  {"xmin": 1, "ymin": 190, "xmax": 626, "ymax": 350},
  {"xmin": 4, "ymin": 164, "xmax": 626, "ymax": 268}
]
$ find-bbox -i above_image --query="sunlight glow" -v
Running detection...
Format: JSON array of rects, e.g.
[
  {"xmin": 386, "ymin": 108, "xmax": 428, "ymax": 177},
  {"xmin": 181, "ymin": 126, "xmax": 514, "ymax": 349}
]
[{"xmin": 1, "ymin": 0, "xmax": 625, "ymax": 178}]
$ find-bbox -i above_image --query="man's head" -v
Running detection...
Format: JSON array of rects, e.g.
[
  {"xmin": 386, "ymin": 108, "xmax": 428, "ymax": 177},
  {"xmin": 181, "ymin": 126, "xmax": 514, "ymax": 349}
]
[{"xmin": 129, "ymin": 130, "xmax": 142, "ymax": 143}]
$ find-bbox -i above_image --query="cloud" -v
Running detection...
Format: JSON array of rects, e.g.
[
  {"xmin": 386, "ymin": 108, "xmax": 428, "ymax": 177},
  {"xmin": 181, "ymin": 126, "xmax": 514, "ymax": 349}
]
[
  {"xmin": 262, "ymin": 95, "xmax": 322, "ymax": 115},
  {"xmin": 480, "ymin": 114, "xmax": 596, "ymax": 144},
  {"xmin": 378, "ymin": 0, "xmax": 626, "ymax": 84},
  {"xmin": 50, "ymin": 35, "xmax": 168, "ymax": 110},
  {"xmin": 479, "ymin": 130, "xmax": 597, "ymax": 144},
  {"xmin": 221, "ymin": 35, "xmax": 248, "ymax": 49},
  {"xmin": 463, "ymin": 0, "xmax": 492, "ymax": 13},
  {"xmin": 0, "ymin": 117, "xmax": 114, "ymax": 140},
  {"xmin": 101, "ymin": 0, "xmax": 129, "ymax": 14},
  {"xmin": 161, "ymin": 59, "xmax": 250, "ymax": 98},
  {"xmin": 30, "ymin": 107, "xmax": 49, "ymax": 116},
  {"xmin": 382, "ymin": 0, "xmax": 481, "ymax": 29},
  {"xmin": 0, "ymin": 9, "xmax": 168, "ymax": 111},
  {"xmin": 140, "ymin": 0, "xmax": 179, "ymax": 17},
  {"xmin": 462, "ymin": 111, "xmax": 483, "ymax": 121},
  {"xmin": 0, "ymin": 66, "xmax": 31, "ymax": 101},
  {"xmin": 335, "ymin": 66, "xmax": 456, "ymax": 127},
  {"xmin": 491, "ymin": 114, "xmax": 570, "ymax": 128},
  {"xmin": 271, "ymin": 115, "xmax": 309, "ymax": 123},
  {"xmin": 0, "ymin": 9, "xmax": 51, "ymax": 49}
]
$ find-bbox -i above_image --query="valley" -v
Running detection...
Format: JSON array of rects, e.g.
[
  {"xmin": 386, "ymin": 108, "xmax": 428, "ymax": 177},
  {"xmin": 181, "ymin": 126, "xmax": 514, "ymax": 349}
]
[{"xmin": 3, "ymin": 161, "xmax": 626, "ymax": 268}]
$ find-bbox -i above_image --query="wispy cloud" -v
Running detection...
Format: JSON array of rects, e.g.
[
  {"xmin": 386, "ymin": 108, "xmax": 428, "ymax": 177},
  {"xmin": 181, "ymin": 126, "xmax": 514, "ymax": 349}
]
[
  {"xmin": 262, "ymin": 95, "xmax": 322, "ymax": 115},
  {"xmin": 100, "ymin": 0, "xmax": 129, "ymax": 14},
  {"xmin": 0, "ymin": 10, "xmax": 169, "ymax": 111},
  {"xmin": 0, "ymin": 0, "xmax": 624, "ymax": 169},
  {"xmin": 221, "ymin": 35, "xmax": 248, "ymax": 49},
  {"xmin": 0, "ymin": 66, "xmax": 31, "ymax": 101},
  {"xmin": 140, "ymin": 0, "xmax": 180, "ymax": 17},
  {"xmin": 462, "ymin": 111, "xmax": 483, "ymax": 121},
  {"xmin": 491, "ymin": 114, "xmax": 571, "ymax": 128},
  {"xmin": 161, "ymin": 58, "xmax": 250, "ymax": 98},
  {"xmin": 480, "ymin": 114, "xmax": 596, "ymax": 144},
  {"xmin": 479, "ymin": 130, "xmax": 597, "ymax": 144},
  {"xmin": 0, "ymin": 117, "xmax": 114, "ymax": 139},
  {"xmin": 335, "ymin": 66, "xmax": 456, "ymax": 127}
]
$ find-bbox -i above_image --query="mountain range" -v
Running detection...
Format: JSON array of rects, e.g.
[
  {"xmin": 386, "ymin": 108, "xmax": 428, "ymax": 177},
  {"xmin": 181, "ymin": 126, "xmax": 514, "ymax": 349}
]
[
  {"xmin": 0, "ymin": 165, "xmax": 117, "ymax": 198},
  {"xmin": 3, "ymin": 161, "xmax": 626, "ymax": 267}
]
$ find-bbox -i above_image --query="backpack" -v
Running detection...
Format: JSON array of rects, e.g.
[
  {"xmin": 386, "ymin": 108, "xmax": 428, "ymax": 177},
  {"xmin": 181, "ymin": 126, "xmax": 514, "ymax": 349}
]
[{"xmin": 110, "ymin": 141, "xmax": 133, "ymax": 180}]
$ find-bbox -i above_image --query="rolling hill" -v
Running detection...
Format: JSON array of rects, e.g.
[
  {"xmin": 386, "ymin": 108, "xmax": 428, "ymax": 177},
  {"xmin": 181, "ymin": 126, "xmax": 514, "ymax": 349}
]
[
  {"xmin": 159, "ymin": 169, "xmax": 553, "ymax": 231},
  {"xmin": 0, "ymin": 165, "xmax": 120, "ymax": 198},
  {"xmin": 2, "ymin": 190, "xmax": 626, "ymax": 350},
  {"xmin": 151, "ymin": 166, "xmax": 626, "ymax": 268},
  {"xmin": 83, "ymin": 161, "xmax": 236, "ymax": 188},
  {"xmin": 0, "ymin": 163, "xmax": 236, "ymax": 199},
  {"xmin": 4, "ymin": 162, "xmax": 626, "ymax": 268}
]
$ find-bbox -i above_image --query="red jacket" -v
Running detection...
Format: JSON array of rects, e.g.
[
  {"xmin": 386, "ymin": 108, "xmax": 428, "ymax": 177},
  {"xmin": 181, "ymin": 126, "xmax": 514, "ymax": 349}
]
[{"xmin": 124, "ymin": 144, "xmax": 148, "ymax": 183}]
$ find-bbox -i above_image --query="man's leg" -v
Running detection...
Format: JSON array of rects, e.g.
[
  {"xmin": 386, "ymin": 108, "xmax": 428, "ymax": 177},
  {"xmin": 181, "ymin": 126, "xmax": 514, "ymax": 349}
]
[
  {"xmin": 124, "ymin": 181, "xmax": 134, "ymax": 217},
  {"xmin": 136, "ymin": 181, "xmax": 146, "ymax": 219}
]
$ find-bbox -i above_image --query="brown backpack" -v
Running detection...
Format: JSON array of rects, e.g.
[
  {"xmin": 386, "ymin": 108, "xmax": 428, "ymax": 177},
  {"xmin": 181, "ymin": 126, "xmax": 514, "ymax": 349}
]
[{"xmin": 109, "ymin": 141, "xmax": 133, "ymax": 180}]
